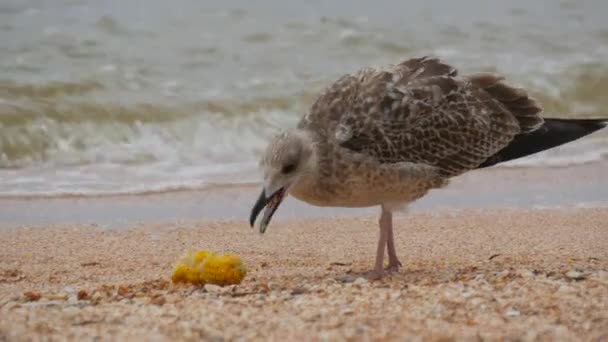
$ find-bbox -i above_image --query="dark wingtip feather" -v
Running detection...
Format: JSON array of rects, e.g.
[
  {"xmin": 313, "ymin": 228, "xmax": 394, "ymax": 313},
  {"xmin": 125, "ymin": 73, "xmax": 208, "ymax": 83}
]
[{"xmin": 479, "ymin": 117, "xmax": 607, "ymax": 168}]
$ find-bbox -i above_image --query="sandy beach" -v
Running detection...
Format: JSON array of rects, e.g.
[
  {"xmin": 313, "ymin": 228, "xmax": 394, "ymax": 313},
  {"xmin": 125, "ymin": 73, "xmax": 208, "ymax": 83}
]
[
  {"xmin": 2, "ymin": 1, "xmax": 608, "ymax": 341},
  {"xmin": 1, "ymin": 207, "xmax": 607, "ymax": 341}
]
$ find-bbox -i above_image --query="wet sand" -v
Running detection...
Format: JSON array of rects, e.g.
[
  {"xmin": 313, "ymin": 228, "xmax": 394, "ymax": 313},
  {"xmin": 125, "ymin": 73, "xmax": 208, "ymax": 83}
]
[
  {"xmin": 1, "ymin": 208, "xmax": 607, "ymax": 341},
  {"xmin": 1, "ymin": 161, "xmax": 607, "ymax": 227}
]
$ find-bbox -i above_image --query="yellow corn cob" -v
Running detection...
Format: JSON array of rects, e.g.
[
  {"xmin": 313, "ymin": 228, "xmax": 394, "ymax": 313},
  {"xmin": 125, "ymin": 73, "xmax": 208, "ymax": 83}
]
[
  {"xmin": 171, "ymin": 249, "xmax": 247, "ymax": 286},
  {"xmin": 199, "ymin": 253, "xmax": 247, "ymax": 286}
]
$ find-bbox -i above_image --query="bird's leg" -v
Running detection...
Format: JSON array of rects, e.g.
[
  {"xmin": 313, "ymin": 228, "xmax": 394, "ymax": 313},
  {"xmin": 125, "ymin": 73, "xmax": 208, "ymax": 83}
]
[
  {"xmin": 384, "ymin": 209, "xmax": 402, "ymax": 272},
  {"xmin": 366, "ymin": 206, "xmax": 391, "ymax": 280}
]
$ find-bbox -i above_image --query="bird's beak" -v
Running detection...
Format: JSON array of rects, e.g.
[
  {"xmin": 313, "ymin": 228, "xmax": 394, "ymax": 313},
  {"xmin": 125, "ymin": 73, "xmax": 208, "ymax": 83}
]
[{"xmin": 249, "ymin": 187, "xmax": 287, "ymax": 234}]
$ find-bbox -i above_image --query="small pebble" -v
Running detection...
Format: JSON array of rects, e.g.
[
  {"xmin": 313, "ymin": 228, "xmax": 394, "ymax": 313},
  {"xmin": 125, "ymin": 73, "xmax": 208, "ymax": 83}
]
[
  {"xmin": 291, "ymin": 287, "xmax": 307, "ymax": 296},
  {"xmin": 150, "ymin": 296, "xmax": 166, "ymax": 306},
  {"xmin": 566, "ymin": 270, "xmax": 588, "ymax": 281},
  {"xmin": 23, "ymin": 292, "xmax": 41, "ymax": 302},
  {"xmin": 118, "ymin": 286, "xmax": 130, "ymax": 297},
  {"xmin": 505, "ymin": 308, "xmax": 520, "ymax": 317},
  {"xmin": 77, "ymin": 290, "xmax": 89, "ymax": 300}
]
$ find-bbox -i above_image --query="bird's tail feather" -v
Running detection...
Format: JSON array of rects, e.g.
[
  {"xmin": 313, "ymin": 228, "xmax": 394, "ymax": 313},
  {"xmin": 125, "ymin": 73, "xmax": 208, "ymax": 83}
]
[{"xmin": 479, "ymin": 117, "xmax": 607, "ymax": 168}]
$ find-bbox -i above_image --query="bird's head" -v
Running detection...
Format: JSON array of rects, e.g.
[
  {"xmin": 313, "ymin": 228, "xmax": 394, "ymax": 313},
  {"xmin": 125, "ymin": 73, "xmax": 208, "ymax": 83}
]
[{"xmin": 249, "ymin": 129, "xmax": 314, "ymax": 233}]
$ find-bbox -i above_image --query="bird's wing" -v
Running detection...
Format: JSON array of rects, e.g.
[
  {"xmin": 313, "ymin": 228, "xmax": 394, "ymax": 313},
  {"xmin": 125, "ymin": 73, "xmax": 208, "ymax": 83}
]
[{"xmin": 300, "ymin": 57, "xmax": 543, "ymax": 176}]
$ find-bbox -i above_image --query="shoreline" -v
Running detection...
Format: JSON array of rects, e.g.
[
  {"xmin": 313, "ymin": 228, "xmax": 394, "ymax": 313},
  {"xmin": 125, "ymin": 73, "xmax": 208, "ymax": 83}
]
[
  {"xmin": 1, "ymin": 208, "xmax": 607, "ymax": 340},
  {"xmin": 1, "ymin": 162, "xmax": 607, "ymax": 228}
]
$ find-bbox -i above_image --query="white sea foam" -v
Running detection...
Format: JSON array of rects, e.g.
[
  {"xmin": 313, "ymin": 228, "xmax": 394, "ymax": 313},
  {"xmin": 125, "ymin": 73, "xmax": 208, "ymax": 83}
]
[{"xmin": 1, "ymin": 0, "xmax": 608, "ymax": 197}]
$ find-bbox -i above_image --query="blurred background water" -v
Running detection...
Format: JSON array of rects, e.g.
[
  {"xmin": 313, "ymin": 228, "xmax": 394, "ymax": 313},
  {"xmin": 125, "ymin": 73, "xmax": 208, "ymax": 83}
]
[{"xmin": 1, "ymin": 0, "xmax": 608, "ymax": 196}]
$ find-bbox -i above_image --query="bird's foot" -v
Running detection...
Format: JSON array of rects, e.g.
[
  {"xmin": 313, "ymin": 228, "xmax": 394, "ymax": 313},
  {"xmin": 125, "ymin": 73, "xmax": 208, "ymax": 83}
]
[
  {"xmin": 362, "ymin": 269, "xmax": 385, "ymax": 280},
  {"xmin": 384, "ymin": 260, "xmax": 402, "ymax": 273}
]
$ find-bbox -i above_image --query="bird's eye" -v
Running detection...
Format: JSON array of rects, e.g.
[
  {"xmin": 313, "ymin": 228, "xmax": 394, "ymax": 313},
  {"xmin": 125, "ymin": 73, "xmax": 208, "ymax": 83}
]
[{"xmin": 282, "ymin": 163, "xmax": 296, "ymax": 174}]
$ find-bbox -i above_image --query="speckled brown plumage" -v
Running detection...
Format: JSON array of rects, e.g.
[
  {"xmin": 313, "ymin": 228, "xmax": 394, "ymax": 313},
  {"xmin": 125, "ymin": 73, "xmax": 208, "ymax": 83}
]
[
  {"xmin": 299, "ymin": 56, "xmax": 542, "ymax": 179},
  {"xmin": 289, "ymin": 56, "xmax": 543, "ymax": 207}
]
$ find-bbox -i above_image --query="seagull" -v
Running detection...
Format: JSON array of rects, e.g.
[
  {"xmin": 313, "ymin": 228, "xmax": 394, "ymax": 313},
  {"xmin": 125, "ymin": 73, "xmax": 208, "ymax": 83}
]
[{"xmin": 249, "ymin": 56, "xmax": 607, "ymax": 279}]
